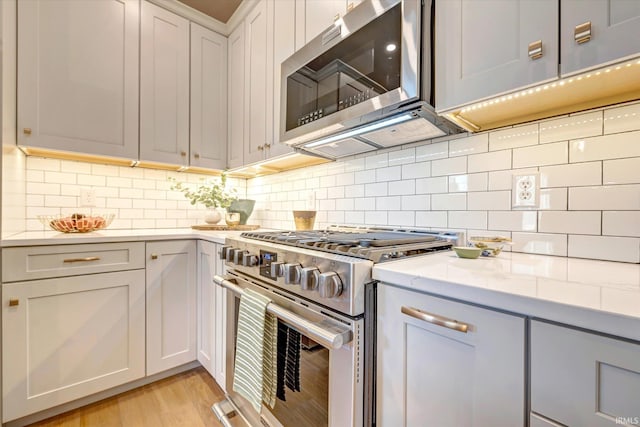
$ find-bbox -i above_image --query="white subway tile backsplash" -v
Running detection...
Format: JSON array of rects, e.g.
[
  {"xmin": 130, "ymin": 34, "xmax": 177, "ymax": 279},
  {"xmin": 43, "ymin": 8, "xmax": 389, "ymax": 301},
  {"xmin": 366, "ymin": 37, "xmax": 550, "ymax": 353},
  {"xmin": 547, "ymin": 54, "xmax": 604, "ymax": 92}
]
[
  {"xmin": 355, "ymin": 197, "xmax": 375, "ymax": 211},
  {"xmin": 354, "ymin": 170, "xmax": 376, "ymax": 184},
  {"xmin": 345, "ymin": 184, "xmax": 365, "ymax": 198},
  {"xmin": 335, "ymin": 172, "xmax": 354, "ymax": 186},
  {"xmin": 569, "ymin": 185, "xmax": 640, "ymax": 210},
  {"xmin": 448, "ymin": 173, "xmax": 488, "ymax": 193},
  {"xmin": 432, "ymin": 193, "xmax": 466, "ymax": 211},
  {"xmin": 388, "ymin": 180, "xmax": 416, "ymax": 196},
  {"xmin": 539, "ymin": 162, "xmax": 601, "ymax": 188},
  {"xmin": 539, "ymin": 188, "xmax": 568, "ymax": 210},
  {"xmin": 568, "ymin": 235, "xmax": 640, "ymax": 263},
  {"xmin": 327, "ymin": 186, "xmax": 345, "ymax": 199},
  {"xmin": 449, "ymin": 133, "xmax": 488, "ymax": 157},
  {"xmin": 570, "ymin": 131, "xmax": 640, "ymax": 162},
  {"xmin": 365, "ymin": 182, "xmax": 387, "ymax": 197},
  {"xmin": 488, "ymin": 211, "xmax": 537, "ymax": 232},
  {"xmin": 44, "ymin": 195, "xmax": 76, "ymax": 208},
  {"xmin": 365, "ymin": 211, "xmax": 387, "ymax": 225},
  {"xmin": 512, "ymin": 232, "xmax": 567, "ymax": 256},
  {"xmin": 401, "ymin": 195, "xmax": 430, "ymax": 211},
  {"xmin": 489, "ymin": 123, "xmax": 539, "ymax": 151},
  {"xmin": 468, "ymin": 150, "xmax": 511, "ymax": 173},
  {"xmin": 344, "ymin": 158, "xmax": 365, "ymax": 172},
  {"xmin": 604, "ymin": 103, "xmax": 640, "ymax": 134},
  {"xmin": 488, "ymin": 168, "xmax": 538, "ymax": 191},
  {"xmin": 119, "ymin": 188, "xmax": 144, "ymax": 199},
  {"xmin": 44, "ymin": 171, "xmax": 76, "ymax": 185},
  {"xmin": 402, "ymin": 162, "xmax": 431, "ymax": 179},
  {"xmin": 335, "ymin": 198, "xmax": 355, "ymax": 211},
  {"xmin": 603, "ymin": 157, "xmax": 640, "ymax": 184},
  {"xmin": 320, "ymin": 175, "xmax": 336, "ymax": 187},
  {"xmin": 415, "ymin": 211, "xmax": 447, "ymax": 228},
  {"xmin": 327, "ymin": 210, "xmax": 345, "ymax": 224},
  {"xmin": 389, "ymin": 148, "xmax": 416, "ymax": 166},
  {"xmin": 29, "ymin": 157, "xmax": 60, "ymax": 172},
  {"xmin": 448, "ymin": 211, "xmax": 487, "ymax": 229},
  {"xmin": 539, "ymin": 111, "xmax": 602, "ymax": 144},
  {"xmin": 365, "ymin": 153, "xmax": 388, "ymax": 169},
  {"xmin": 26, "ymin": 170, "xmax": 44, "ymax": 182},
  {"xmin": 27, "ymin": 182, "xmax": 60, "ymax": 195},
  {"xmin": 389, "ymin": 211, "xmax": 415, "ymax": 227},
  {"xmin": 538, "ymin": 211, "xmax": 601, "ymax": 235},
  {"xmin": 376, "ymin": 166, "xmax": 401, "ymax": 182},
  {"xmin": 415, "ymin": 177, "xmax": 448, "ymax": 194},
  {"xmin": 602, "ymin": 211, "xmax": 640, "ymax": 237},
  {"xmin": 467, "ymin": 191, "xmax": 511, "ymax": 211},
  {"xmin": 513, "ymin": 141, "xmax": 568, "ymax": 168},
  {"xmin": 377, "ymin": 196, "xmax": 401, "ymax": 210},
  {"xmin": 432, "ymin": 156, "xmax": 466, "ymax": 176},
  {"xmin": 416, "ymin": 141, "xmax": 448, "ymax": 162},
  {"xmin": 345, "ymin": 211, "xmax": 365, "ymax": 224}
]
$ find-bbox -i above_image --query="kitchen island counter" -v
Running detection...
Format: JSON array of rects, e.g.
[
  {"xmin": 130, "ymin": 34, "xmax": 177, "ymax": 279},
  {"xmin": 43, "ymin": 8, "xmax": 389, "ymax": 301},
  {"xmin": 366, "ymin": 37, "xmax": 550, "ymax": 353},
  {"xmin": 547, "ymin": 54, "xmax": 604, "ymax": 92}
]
[{"xmin": 373, "ymin": 251, "xmax": 640, "ymax": 341}]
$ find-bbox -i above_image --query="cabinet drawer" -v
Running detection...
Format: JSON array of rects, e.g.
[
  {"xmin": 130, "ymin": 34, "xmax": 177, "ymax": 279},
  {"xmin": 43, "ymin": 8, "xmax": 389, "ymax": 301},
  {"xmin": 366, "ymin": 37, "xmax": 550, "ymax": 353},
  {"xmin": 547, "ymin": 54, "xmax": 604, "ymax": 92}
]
[{"xmin": 2, "ymin": 242, "xmax": 145, "ymax": 282}]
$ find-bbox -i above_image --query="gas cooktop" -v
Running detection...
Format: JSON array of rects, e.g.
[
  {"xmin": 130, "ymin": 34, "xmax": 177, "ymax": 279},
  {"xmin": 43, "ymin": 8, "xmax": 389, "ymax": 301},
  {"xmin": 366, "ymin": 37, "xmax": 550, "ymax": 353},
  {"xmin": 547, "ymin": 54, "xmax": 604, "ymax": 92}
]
[{"xmin": 241, "ymin": 226, "xmax": 463, "ymax": 263}]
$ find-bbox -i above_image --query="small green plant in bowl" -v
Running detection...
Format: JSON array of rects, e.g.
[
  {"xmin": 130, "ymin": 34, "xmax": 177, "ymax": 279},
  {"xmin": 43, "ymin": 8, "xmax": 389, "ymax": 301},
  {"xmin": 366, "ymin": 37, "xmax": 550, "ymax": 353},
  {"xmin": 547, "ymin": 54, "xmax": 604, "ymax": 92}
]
[{"xmin": 169, "ymin": 173, "xmax": 238, "ymax": 209}]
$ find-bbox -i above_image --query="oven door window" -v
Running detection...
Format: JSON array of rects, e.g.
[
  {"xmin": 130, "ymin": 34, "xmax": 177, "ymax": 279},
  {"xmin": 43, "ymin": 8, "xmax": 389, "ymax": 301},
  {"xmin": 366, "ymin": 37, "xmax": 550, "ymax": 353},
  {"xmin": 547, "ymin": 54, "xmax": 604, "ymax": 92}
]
[{"xmin": 285, "ymin": 4, "xmax": 401, "ymax": 131}]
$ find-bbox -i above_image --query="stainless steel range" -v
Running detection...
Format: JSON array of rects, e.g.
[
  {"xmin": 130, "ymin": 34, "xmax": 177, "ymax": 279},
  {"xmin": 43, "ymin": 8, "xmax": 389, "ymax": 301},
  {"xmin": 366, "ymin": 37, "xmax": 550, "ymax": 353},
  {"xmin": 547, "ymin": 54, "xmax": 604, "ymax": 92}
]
[{"xmin": 212, "ymin": 226, "xmax": 462, "ymax": 427}]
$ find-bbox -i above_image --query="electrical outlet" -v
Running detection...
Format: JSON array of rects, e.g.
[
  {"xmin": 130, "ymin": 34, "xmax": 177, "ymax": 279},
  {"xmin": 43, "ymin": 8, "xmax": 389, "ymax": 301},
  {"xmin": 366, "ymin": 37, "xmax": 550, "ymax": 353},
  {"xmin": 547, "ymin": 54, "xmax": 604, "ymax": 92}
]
[
  {"xmin": 79, "ymin": 188, "xmax": 97, "ymax": 207},
  {"xmin": 512, "ymin": 173, "xmax": 539, "ymax": 208}
]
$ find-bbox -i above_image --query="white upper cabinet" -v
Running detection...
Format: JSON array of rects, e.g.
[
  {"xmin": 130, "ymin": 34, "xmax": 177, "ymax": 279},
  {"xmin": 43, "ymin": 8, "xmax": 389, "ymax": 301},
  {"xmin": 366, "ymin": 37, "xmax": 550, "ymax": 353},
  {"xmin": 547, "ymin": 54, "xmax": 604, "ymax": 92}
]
[
  {"xmin": 140, "ymin": 2, "xmax": 190, "ymax": 165},
  {"xmin": 302, "ymin": 0, "xmax": 347, "ymax": 45},
  {"xmin": 190, "ymin": 23, "xmax": 228, "ymax": 170},
  {"xmin": 227, "ymin": 22, "xmax": 246, "ymax": 169},
  {"xmin": 267, "ymin": 0, "xmax": 295, "ymax": 158},
  {"xmin": 561, "ymin": 0, "xmax": 640, "ymax": 75},
  {"xmin": 435, "ymin": 0, "xmax": 559, "ymax": 112},
  {"xmin": 17, "ymin": 0, "xmax": 139, "ymax": 159},
  {"xmin": 244, "ymin": 0, "xmax": 271, "ymax": 166}
]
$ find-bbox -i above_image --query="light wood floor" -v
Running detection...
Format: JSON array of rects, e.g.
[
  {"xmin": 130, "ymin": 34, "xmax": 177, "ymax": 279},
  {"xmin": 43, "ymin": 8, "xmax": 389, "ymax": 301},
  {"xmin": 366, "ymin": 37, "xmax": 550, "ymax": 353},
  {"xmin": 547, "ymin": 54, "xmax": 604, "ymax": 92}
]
[{"xmin": 28, "ymin": 367, "xmax": 225, "ymax": 427}]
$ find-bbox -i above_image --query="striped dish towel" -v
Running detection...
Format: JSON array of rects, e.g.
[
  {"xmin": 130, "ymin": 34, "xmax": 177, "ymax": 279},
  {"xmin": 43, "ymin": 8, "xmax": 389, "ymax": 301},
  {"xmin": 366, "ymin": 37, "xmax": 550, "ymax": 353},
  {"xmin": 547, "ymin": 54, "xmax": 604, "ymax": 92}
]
[{"xmin": 232, "ymin": 288, "xmax": 277, "ymax": 412}]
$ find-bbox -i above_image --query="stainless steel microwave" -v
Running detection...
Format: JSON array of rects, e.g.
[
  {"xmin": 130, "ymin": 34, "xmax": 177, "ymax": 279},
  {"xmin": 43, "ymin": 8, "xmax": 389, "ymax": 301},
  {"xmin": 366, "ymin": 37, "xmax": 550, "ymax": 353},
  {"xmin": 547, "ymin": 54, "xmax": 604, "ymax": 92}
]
[{"xmin": 280, "ymin": 0, "xmax": 462, "ymax": 159}]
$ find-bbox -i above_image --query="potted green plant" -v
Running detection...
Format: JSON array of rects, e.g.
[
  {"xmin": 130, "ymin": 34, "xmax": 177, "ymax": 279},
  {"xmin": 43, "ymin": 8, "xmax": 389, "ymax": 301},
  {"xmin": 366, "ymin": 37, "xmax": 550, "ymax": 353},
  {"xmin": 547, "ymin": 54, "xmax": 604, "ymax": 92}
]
[{"xmin": 169, "ymin": 173, "xmax": 238, "ymax": 224}]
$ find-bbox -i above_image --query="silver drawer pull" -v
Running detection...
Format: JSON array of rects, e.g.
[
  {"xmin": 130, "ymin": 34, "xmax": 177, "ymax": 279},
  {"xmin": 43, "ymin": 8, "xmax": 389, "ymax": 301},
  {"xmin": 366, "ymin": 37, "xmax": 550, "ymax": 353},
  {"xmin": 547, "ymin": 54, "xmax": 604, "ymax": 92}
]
[
  {"xmin": 574, "ymin": 21, "xmax": 592, "ymax": 44},
  {"xmin": 401, "ymin": 306, "xmax": 469, "ymax": 333},
  {"xmin": 63, "ymin": 256, "xmax": 100, "ymax": 263},
  {"xmin": 528, "ymin": 40, "xmax": 543, "ymax": 60}
]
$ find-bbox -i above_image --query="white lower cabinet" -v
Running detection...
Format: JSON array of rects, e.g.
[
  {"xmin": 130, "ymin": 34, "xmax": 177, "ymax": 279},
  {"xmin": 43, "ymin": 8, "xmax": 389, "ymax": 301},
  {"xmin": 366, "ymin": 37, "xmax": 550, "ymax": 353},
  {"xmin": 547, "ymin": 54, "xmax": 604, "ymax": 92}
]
[
  {"xmin": 531, "ymin": 320, "xmax": 640, "ymax": 426},
  {"xmin": 146, "ymin": 240, "xmax": 197, "ymax": 376},
  {"xmin": 2, "ymin": 270, "xmax": 146, "ymax": 422},
  {"xmin": 196, "ymin": 240, "xmax": 227, "ymax": 389},
  {"xmin": 377, "ymin": 284, "xmax": 526, "ymax": 427}
]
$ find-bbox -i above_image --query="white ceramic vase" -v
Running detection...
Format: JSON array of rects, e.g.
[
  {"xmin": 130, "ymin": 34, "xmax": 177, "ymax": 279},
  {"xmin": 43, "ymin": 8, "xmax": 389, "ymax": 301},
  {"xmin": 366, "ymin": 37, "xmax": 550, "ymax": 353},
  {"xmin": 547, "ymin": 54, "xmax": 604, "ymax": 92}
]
[{"xmin": 204, "ymin": 208, "xmax": 222, "ymax": 224}]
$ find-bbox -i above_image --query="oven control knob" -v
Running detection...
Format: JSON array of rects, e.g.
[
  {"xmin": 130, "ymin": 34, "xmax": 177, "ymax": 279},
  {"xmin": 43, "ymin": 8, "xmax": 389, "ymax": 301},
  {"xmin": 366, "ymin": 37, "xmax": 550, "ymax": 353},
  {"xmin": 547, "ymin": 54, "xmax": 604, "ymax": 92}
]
[
  {"xmin": 284, "ymin": 263, "xmax": 302, "ymax": 284},
  {"xmin": 220, "ymin": 246, "xmax": 232, "ymax": 260},
  {"xmin": 225, "ymin": 248, "xmax": 238, "ymax": 263},
  {"xmin": 300, "ymin": 267, "xmax": 320, "ymax": 291},
  {"xmin": 242, "ymin": 252, "xmax": 259, "ymax": 267},
  {"xmin": 270, "ymin": 261, "xmax": 285, "ymax": 278},
  {"xmin": 233, "ymin": 250, "xmax": 247, "ymax": 265},
  {"xmin": 319, "ymin": 272, "xmax": 343, "ymax": 298}
]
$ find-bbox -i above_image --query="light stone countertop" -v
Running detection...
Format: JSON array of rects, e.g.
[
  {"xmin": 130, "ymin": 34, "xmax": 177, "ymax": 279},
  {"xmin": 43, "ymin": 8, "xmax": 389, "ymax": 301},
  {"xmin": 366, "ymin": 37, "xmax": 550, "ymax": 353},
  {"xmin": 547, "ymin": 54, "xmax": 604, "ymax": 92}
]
[
  {"xmin": 373, "ymin": 250, "xmax": 640, "ymax": 342},
  {"xmin": 0, "ymin": 228, "xmax": 263, "ymax": 247}
]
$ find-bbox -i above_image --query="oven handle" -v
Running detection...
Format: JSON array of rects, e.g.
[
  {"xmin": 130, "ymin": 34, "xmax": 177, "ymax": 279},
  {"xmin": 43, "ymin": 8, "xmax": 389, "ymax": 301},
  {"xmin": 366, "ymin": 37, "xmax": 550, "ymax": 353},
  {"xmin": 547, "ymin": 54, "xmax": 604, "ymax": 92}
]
[{"xmin": 214, "ymin": 275, "xmax": 353, "ymax": 350}]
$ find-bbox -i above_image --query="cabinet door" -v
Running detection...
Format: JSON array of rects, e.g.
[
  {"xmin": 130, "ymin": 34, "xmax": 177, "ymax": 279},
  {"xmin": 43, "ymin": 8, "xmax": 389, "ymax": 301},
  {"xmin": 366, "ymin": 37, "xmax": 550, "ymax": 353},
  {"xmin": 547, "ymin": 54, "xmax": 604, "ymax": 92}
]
[
  {"xmin": 146, "ymin": 240, "xmax": 197, "ymax": 376},
  {"xmin": 140, "ymin": 2, "xmax": 190, "ymax": 165},
  {"xmin": 2, "ymin": 270, "xmax": 146, "ymax": 422},
  {"xmin": 377, "ymin": 284, "xmax": 526, "ymax": 427},
  {"xmin": 435, "ymin": 0, "xmax": 559, "ymax": 111},
  {"xmin": 531, "ymin": 320, "xmax": 640, "ymax": 426},
  {"xmin": 196, "ymin": 240, "xmax": 216, "ymax": 377},
  {"xmin": 244, "ymin": 0, "xmax": 271, "ymax": 165},
  {"xmin": 303, "ymin": 0, "xmax": 347, "ymax": 44},
  {"xmin": 561, "ymin": 0, "xmax": 640, "ymax": 75},
  {"xmin": 227, "ymin": 22, "xmax": 245, "ymax": 169},
  {"xmin": 267, "ymin": 0, "xmax": 295, "ymax": 159},
  {"xmin": 17, "ymin": 0, "xmax": 139, "ymax": 159},
  {"xmin": 190, "ymin": 23, "xmax": 228, "ymax": 170}
]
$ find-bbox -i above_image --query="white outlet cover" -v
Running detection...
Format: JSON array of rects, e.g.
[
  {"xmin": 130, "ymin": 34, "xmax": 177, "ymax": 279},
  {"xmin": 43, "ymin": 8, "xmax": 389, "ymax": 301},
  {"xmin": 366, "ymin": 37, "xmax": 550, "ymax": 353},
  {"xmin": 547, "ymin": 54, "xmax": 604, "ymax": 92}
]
[{"xmin": 512, "ymin": 173, "xmax": 540, "ymax": 209}]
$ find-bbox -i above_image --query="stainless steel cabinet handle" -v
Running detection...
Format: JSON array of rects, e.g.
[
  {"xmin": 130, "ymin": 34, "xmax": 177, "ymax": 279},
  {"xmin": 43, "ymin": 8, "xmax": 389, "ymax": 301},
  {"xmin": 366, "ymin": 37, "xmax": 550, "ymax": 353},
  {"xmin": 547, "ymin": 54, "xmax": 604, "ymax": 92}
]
[
  {"xmin": 528, "ymin": 40, "xmax": 543, "ymax": 60},
  {"xmin": 574, "ymin": 21, "xmax": 592, "ymax": 44},
  {"xmin": 401, "ymin": 306, "xmax": 469, "ymax": 333},
  {"xmin": 63, "ymin": 256, "xmax": 100, "ymax": 263}
]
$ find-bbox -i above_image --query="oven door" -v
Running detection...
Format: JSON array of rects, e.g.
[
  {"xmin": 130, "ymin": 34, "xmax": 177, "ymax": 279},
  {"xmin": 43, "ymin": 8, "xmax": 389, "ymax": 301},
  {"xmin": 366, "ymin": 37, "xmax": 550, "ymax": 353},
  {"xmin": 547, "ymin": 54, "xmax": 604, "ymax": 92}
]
[{"xmin": 213, "ymin": 272, "xmax": 363, "ymax": 427}]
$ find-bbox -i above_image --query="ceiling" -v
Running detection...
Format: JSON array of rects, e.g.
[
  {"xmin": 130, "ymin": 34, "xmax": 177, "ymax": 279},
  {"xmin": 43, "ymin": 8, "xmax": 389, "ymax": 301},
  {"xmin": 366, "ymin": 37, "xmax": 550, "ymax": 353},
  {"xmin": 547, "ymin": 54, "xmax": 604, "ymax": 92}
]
[{"xmin": 177, "ymin": 0, "xmax": 243, "ymax": 23}]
